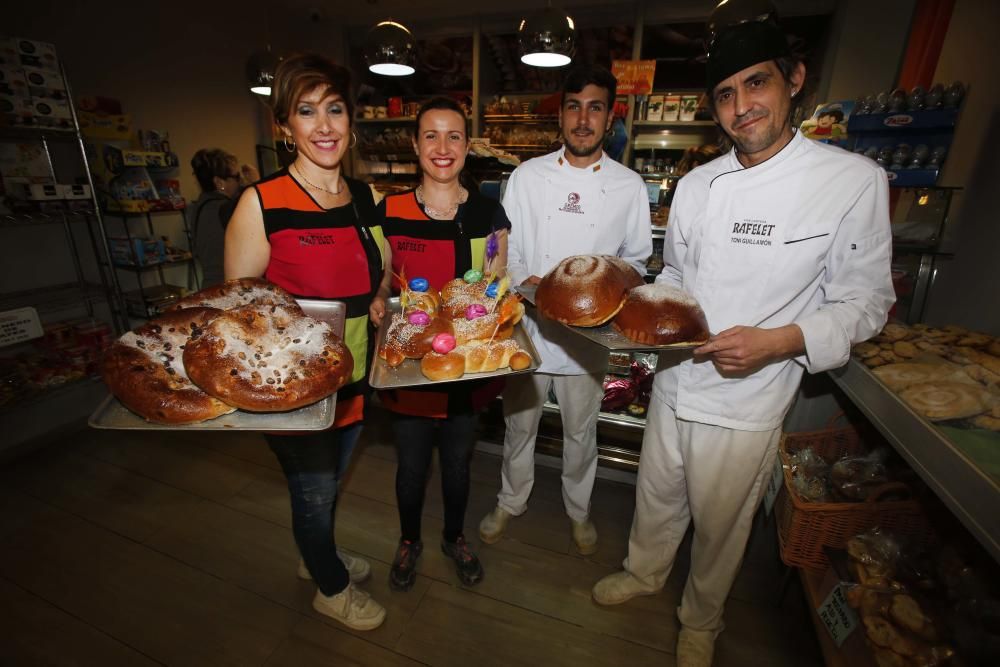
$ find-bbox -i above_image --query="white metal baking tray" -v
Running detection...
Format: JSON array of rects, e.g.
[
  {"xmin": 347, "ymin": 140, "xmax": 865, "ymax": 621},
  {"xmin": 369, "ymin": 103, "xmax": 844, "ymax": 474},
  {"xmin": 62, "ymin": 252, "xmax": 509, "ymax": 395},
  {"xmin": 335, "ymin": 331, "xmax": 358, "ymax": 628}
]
[
  {"xmin": 514, "ymin": 284, "xmax": 705, "ymax": 352},
  {"xmin": 88, "ymin": 298, "xmax": 345, "ymax": 431},
  {"xmin": 369, "ymin": 297, "xmax": 541, "ymax": 390}
]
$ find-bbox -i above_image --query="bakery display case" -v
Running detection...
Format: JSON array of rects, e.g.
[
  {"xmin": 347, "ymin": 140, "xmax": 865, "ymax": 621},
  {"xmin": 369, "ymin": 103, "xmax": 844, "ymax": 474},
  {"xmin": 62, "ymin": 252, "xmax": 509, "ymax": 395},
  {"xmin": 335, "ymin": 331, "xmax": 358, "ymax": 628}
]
[{"xmin": 829, "ymin": 358, "xmax": 1000, "ymax": 563}]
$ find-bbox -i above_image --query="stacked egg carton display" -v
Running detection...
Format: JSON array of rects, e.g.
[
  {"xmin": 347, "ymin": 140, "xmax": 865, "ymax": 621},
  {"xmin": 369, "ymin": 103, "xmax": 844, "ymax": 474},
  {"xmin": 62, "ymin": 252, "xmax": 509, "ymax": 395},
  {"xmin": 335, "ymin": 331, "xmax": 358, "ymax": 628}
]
[{"xmin": 848, "ymin": 82, "xmax": 965, "ymax": 188}]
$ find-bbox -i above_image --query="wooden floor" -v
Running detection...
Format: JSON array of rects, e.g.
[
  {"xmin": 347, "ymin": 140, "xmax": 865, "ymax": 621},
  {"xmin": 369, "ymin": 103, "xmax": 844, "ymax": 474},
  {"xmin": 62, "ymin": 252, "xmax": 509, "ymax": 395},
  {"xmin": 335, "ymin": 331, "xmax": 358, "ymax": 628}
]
[{"xmin": 0, "ymin": 409, "xmax": 823, "ymax": 666}]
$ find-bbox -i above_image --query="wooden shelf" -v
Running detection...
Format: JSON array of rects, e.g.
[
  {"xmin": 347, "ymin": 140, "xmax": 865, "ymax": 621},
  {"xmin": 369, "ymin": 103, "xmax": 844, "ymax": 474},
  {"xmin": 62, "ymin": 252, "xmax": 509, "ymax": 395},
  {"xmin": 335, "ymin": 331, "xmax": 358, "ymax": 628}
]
[{"xmin": 633, "ymin": 120, "xmax": 717, "ymax": 127}]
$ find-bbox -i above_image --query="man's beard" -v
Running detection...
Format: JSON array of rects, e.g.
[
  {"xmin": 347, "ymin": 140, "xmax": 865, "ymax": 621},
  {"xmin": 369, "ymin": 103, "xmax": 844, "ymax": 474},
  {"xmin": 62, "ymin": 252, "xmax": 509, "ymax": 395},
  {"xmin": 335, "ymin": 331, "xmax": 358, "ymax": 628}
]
[{"xmin": 563, "ymin": 127, "xmax": 606, "ymax": 158}]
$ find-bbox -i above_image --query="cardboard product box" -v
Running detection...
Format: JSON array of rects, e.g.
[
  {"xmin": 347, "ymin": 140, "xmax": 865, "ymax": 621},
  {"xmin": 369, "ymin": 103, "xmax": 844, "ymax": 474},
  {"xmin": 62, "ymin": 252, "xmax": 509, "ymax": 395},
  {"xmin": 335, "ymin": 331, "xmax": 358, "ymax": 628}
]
[
  {"xmin": 58, "ymin": 183, "xmax": 91, "ymax": 200},
  {"xmin": 78, "ymin": 111, "xmax": 132, "ymax": 140},
  {"xmin": 646, "ymin": 95, "xmax": 665, "ymax": 121},
  {"xmin": 15, "ymin": 183, "xmax": 61, "ymax": 200},
  {"xmin": 109, "ymin": 236, "xmax": 165, "ymax": 266},
  {"xmin": 12, "ymin": 37, "xmax": 60, "ymax": 72},
  {"xmin": 0, "ymin": 94, "xmax": 34, "ymax": 127},
  {"xmin": 0, "ymin": 142, "xmax": 54, "ymax": 184},
  {"xmin": 0, "ymin": 66, "xmax": 28, "ymax": 97},
  {"xmin": 679, "ymin": 95, "xmax": 699, "ymax": 121},
  {"xmin": 24, "ymin": 66, "xmax": 68, "ymax": 102},
  {"xmin": 662, "ymin": 95, "xmax": 681, "ymax": 121},
  {"xmin": 29, "ymin": 97, "xmax": 73, "ymax": 130}
]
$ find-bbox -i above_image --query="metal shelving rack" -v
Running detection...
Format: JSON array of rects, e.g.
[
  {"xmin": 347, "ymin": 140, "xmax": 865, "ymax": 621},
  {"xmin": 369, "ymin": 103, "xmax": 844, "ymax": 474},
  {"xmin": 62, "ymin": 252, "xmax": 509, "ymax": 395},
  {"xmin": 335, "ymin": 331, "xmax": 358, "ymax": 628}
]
[
  {"xmin": 102, "ymin": 205, "xmax": 196, "ymax": 320},
  {"xmin": 0, "ymin": 62, "xmax": 127, "ymax": 443}
]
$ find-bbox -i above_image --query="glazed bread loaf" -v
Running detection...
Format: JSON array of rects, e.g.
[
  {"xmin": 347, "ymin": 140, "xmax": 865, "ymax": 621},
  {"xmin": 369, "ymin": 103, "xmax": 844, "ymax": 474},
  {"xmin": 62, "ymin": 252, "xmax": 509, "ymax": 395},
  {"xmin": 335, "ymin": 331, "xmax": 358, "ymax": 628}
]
[
  {"xmin": 101, "ymin": 307, "xmax": 237, "ymax": 424},
  {"xmin": 535, "ymin": 255, "xmax": 644, "ymax": 327},
  {"xmin": 612, "ymin": 283, "xmax": 710, "ymax": 346},
  {"xmin": 382, "ymin": 312, "xmax": 454, "ymax": 359},
  {"xmin": 183, "ymin": 304, "xmax": 353, "ymax": 411}
]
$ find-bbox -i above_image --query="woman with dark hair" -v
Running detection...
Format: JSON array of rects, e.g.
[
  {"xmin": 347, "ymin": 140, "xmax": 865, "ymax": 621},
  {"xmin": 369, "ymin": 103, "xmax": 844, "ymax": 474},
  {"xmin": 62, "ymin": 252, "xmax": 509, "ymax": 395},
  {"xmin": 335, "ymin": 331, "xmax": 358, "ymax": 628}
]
[
  {"xmin": 188, "ymin": 148, "xmax": 258, "ymax": 286},
  {"xmin": 224, "ymin": 53, "xmax": 387, "ymax": 630},
  {"xmin": 369, "ymin": 96, "xmax": 510, "ymax": 592}
]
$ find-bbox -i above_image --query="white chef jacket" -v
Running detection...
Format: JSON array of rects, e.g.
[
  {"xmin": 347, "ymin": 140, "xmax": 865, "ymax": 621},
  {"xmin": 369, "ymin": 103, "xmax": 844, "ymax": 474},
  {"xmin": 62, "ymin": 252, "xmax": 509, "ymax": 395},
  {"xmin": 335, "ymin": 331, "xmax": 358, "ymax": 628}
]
[
  {"xmin": 654, "ymin": 131, "xmax": 894, "ymax": 430},
  {"xmin": 504, "ymin": 148, "xmax": 653, "ymax": 375}
]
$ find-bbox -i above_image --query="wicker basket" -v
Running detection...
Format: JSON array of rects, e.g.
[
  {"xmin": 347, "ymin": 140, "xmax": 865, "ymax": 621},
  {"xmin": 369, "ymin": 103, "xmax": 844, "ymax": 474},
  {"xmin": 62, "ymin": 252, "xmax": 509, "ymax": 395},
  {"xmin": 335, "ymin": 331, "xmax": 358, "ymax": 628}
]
[{"xmin": 775, "ymin": 415, "xmax": 933, "ymax": 570}]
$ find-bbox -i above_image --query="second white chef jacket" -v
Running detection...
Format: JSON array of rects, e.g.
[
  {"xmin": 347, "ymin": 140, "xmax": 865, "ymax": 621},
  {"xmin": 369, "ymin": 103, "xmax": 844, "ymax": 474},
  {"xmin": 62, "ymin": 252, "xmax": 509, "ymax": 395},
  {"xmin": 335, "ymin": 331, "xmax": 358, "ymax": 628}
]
[
  {"xmin": 504, "ymin": 148, "xmax": 653, "ymax": 375},
  {"xmin": 654, "ymin": 131, "xmax": 895, "ymax": 430}
]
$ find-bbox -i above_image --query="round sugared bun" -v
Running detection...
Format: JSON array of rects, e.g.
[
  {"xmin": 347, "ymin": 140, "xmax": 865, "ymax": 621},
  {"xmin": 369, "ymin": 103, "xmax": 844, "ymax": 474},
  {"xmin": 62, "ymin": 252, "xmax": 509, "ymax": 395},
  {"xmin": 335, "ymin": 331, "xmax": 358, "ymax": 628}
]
[{"xmin": 536, "ymin": 255, "xmax": 644, "ymax": 327}]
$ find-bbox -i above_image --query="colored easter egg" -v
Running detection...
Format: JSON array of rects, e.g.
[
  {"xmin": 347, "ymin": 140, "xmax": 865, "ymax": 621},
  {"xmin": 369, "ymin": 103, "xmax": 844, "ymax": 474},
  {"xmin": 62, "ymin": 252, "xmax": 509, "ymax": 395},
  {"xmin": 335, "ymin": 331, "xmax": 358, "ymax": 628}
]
[
  {"xmin": 407, "ymin": 310, "xmax": 431, "ymax": 326},
  {"xmin": 432, "ymin": 333, "xmax": 456, "ymax": 354},
  {"xmin": 465, "ymin": 304, "xmax": 488, "ymax": 320}
]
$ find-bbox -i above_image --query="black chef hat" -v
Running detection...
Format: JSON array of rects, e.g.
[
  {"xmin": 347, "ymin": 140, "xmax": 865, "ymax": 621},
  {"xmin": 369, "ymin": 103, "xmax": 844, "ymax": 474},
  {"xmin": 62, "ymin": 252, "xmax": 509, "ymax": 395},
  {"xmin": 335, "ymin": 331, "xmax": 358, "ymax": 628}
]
[{"xmin": 706, "ymin": 18, "xmax": 790, "ymax": 92}]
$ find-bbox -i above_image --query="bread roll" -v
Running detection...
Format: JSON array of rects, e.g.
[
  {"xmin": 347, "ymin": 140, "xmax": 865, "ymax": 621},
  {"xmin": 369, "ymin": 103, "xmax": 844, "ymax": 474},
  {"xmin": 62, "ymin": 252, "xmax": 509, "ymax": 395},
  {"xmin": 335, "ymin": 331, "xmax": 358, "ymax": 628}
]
[
  {"xmin": 419, "ymin": 351, "xmax": 465, "ymax": 381},
  {"xmin": 384, "ymin": 313, "xmax": 454, "ymax": 359},
  {"xmin": 898, "ymin": 381, "xmax": 996, "ymax": 421},
  {"xmin": 535, "ymin": 255, "xmax": 643, "ymax": 327},
  {"xmin": 612, "ymin": 283, "xmax": 710, "ymax": 346}
]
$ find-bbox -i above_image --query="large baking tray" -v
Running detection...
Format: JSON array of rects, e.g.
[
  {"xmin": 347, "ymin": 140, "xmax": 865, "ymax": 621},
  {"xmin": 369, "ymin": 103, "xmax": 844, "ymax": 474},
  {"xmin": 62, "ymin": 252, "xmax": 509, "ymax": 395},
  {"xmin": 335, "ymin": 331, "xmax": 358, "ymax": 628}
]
[
  {"xmin": 369, "ymin": 297, "xmax": 541, "ymax": 389},
  {"xmin": 514, "ymin": 284, "xmax": 705, "ymax": 352},
  {"xmin": 88, "ymin": 298, "xmax": 344, "ymax": 431}
]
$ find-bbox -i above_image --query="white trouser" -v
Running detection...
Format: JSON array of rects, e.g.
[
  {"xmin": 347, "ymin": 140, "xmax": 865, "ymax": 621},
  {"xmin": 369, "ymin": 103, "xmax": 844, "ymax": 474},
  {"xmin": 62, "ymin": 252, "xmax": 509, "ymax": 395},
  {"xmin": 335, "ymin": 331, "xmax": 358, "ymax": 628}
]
[
  {"xmin": 624, "ymin": 399, "xmax": 780, "ymax": 634},
  {"xmin": 499, "ymin": 371, "xmax": 604, "ymax": 523}
]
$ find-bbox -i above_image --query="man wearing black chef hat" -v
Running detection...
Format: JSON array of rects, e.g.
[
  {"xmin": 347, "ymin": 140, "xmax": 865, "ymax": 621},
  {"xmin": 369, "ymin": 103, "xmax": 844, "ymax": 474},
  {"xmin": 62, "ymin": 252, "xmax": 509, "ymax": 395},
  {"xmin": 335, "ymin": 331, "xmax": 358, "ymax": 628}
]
[{"xmin": 592, "ymin": 3, "xmax": 895, "ymax": 666}]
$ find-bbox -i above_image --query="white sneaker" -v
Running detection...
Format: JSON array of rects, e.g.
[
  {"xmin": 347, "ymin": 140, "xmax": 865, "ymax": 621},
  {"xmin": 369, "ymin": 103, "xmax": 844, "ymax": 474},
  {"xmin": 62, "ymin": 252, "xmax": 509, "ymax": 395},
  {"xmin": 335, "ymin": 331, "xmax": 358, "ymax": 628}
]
[
  {"xmin": 312, "ymin": 583, "xmax": 386, "ymax": 631},
  {"xmin": 676, "ymin": 627, "xmax": 716, "ymax": 667},
  {"xmin": 298, "ymin": 550, "xmax": 372, "ymax": 584},
  {"xmin": 592, "ymin": 570, "xmax": 658, "ymax": 606},
  {"xmin": 571, "ymin": 517, "xmax": 598, "ymax": 555},
  {"xmin": 479, "ymin": 506, "xmax": 513, "ymax": 544}
]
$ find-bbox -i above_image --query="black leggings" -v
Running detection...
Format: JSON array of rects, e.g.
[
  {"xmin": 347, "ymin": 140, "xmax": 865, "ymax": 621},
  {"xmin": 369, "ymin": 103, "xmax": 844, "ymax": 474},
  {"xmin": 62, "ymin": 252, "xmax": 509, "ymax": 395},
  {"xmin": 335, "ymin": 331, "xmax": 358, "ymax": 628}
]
[{"xmin": 392, "ymin": 412, "xmax": 477, "ymax": 543}]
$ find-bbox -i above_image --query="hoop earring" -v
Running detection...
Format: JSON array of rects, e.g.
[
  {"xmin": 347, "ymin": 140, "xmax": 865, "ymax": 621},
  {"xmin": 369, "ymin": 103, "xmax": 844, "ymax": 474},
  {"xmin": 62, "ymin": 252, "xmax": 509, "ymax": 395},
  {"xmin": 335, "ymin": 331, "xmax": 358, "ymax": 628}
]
[
  {"xmin": 283, "ymin": 135, "xmax": 296, "ymax": 152},
  {"xmin": 349, "ymin": 130, "xmax": 358, "ymax": 149}
]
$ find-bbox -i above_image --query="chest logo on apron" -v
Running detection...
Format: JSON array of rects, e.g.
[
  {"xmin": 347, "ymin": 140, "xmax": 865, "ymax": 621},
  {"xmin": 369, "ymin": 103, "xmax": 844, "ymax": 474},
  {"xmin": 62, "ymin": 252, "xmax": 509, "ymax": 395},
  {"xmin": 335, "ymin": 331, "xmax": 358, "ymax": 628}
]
[
  {"xmin": 559, "ymin": 192, "xmax": 584, "ymax": 215},
  {"xmin": 298, "ymin": 233, "xmax": 336, "ymax": 246}
]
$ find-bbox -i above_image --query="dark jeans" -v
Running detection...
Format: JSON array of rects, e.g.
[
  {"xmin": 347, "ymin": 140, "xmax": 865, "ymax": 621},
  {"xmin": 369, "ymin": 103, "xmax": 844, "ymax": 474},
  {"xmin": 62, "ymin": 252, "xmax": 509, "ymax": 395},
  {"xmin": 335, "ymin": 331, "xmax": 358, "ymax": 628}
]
[
  {"xmin": 267, "ymin": 423, "xmax": 361, "ymax": 596},
  {"xmin": 392, "ymin": 412, "xmax": 477, "ymax": 544}
]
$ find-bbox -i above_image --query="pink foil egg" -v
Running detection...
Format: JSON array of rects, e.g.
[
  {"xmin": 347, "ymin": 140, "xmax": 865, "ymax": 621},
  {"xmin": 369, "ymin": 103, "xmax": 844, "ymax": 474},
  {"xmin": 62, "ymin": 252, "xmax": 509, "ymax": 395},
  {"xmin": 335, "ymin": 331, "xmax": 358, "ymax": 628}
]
[
  {"xmin": 465, "ymin": 304, "xmax": 488, "ymax": 320},
  {"xmin": 407, "ymin": 311, "xmax": 431, "ymax": 326},
  {"xmin": 432, "ymin": 333, "xmax": 456, "ymax": 354}
]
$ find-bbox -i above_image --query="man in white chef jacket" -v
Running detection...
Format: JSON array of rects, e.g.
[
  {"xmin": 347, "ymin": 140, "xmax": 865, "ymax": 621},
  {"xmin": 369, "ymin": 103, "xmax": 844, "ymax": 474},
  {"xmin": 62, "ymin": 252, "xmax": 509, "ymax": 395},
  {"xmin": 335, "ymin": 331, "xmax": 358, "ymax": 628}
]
[
  {"xmin": 591, "ymin": 9, "xmax": 894, "ymax": 667},
  {"xmin": 478, "ymin": 65, "xmax": 652, "ymax": 554}
]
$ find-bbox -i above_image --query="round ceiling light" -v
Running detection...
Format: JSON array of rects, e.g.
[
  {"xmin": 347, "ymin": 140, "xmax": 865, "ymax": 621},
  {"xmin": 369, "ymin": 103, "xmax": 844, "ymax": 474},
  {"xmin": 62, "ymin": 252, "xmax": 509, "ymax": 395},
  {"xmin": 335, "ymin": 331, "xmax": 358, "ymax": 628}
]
[
  {"xmin": 518, "ymin": 7, "xmax": 576, "ymax": 68},
  {"xmin": 365, "ymin": 20, "xmax": 416, "ymax": 76}
]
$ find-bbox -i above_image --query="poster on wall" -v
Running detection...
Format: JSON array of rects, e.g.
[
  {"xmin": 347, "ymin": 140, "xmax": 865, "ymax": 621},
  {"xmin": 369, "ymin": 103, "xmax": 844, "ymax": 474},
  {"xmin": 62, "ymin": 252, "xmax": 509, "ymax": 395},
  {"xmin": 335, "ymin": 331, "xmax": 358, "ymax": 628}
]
[
  {"xmin": 800, "ymin": 101, "xmax": 854, "ymax": 147},
  {"xmin": 611, "ymin": 60, "xmax": 657, "ymax": 96}
]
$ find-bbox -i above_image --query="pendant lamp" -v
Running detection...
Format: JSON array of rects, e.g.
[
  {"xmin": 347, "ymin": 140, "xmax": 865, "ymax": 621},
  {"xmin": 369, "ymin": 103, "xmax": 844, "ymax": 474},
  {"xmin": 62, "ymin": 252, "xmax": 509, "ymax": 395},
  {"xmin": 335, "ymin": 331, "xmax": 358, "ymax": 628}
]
[
  {"xmin": 518, "ymin": 6, "xmax": 576, "ymax": 67},
  {"xmin": 365, "ymin": 20, "xmax": 416, "ymax": 76},
  {"xmin": 246, "ymin": 48, "xmax": 280, "ymax": 96}
]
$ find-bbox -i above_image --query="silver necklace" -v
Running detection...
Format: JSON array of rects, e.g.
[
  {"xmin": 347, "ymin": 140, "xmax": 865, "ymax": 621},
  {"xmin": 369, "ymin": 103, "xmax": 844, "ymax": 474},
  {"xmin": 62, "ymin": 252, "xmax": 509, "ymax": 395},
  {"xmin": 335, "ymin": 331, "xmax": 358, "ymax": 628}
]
[
  {"xmin": 293, "ymin": 163, "xmax": 343, "ymax": 195},
  {"xmin": 415, "ymin": 184, "xmax": 468, "ymax": 219}
]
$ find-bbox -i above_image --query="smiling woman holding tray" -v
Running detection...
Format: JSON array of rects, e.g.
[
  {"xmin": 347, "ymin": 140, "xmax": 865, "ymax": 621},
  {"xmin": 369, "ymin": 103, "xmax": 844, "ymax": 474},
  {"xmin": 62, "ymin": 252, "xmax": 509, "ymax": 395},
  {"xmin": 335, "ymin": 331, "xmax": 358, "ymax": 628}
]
[
  {"xmin": 224, "ymin": 53, "xmax": 387, "ymax": 631},
  {"xmin": 368, "ymin": 96, "xmax": 512, "ymax": 592}
]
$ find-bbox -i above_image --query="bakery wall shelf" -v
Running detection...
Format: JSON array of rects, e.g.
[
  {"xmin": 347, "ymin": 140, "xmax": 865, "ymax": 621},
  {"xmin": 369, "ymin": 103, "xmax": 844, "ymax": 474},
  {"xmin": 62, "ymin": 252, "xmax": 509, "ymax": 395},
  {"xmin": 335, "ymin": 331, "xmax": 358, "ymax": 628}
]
[
  {"xmin": 828, "ymin": 359, "xmax": 1000, "ymax": 564},
  {"xmin": 0, "ymin": 48, "xmax": 126, "ymax": 451},
  {"xmin": 102, "ymin": 206, "xmax": 196, "ymax": 322}
]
